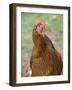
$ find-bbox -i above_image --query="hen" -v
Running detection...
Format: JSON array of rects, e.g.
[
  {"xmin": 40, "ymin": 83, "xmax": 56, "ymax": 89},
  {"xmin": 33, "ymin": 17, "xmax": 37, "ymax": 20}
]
[{"xmin": 30, "ymin": 19, "xmax": 63, "ymax": 76}]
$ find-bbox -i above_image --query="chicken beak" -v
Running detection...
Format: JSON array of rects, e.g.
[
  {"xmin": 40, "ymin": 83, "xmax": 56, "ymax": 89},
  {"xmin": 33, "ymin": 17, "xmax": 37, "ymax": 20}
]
[{"xmin": 34, "ymin": 25, "xmax": 37, "ymax": 30}]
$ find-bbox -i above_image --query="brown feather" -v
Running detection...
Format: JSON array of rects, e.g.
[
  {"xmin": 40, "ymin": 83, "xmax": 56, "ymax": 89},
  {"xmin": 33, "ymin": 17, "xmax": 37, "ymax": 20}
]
[{"xmin": 30, "ymin": 29, "xmax": 63, "ymax": 76}]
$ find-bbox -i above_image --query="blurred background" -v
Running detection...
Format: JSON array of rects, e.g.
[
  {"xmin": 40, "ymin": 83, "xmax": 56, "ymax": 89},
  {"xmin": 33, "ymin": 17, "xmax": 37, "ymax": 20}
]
[{"xmin": 21, "ymin": 13, "xmax": 63, "ymax": 77}]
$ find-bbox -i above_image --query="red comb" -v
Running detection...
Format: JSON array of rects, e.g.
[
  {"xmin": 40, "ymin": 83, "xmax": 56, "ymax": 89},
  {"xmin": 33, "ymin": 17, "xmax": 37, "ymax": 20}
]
[{"xmin": 35, "ymin": 19, "xmax": 45, "ymax": 26}]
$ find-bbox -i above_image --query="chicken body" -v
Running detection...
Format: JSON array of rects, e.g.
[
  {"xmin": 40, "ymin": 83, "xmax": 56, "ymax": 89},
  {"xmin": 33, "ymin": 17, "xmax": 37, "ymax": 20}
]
[{"xmin": 30, "ymin": 20, "xmax": 63, "ymax": 76}]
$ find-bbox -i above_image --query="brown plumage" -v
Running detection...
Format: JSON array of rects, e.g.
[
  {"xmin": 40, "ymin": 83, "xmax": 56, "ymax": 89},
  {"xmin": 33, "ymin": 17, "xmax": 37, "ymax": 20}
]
[{"xmin": 30, "ymin": 19, "xmax": 63, "ymax": 76}]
